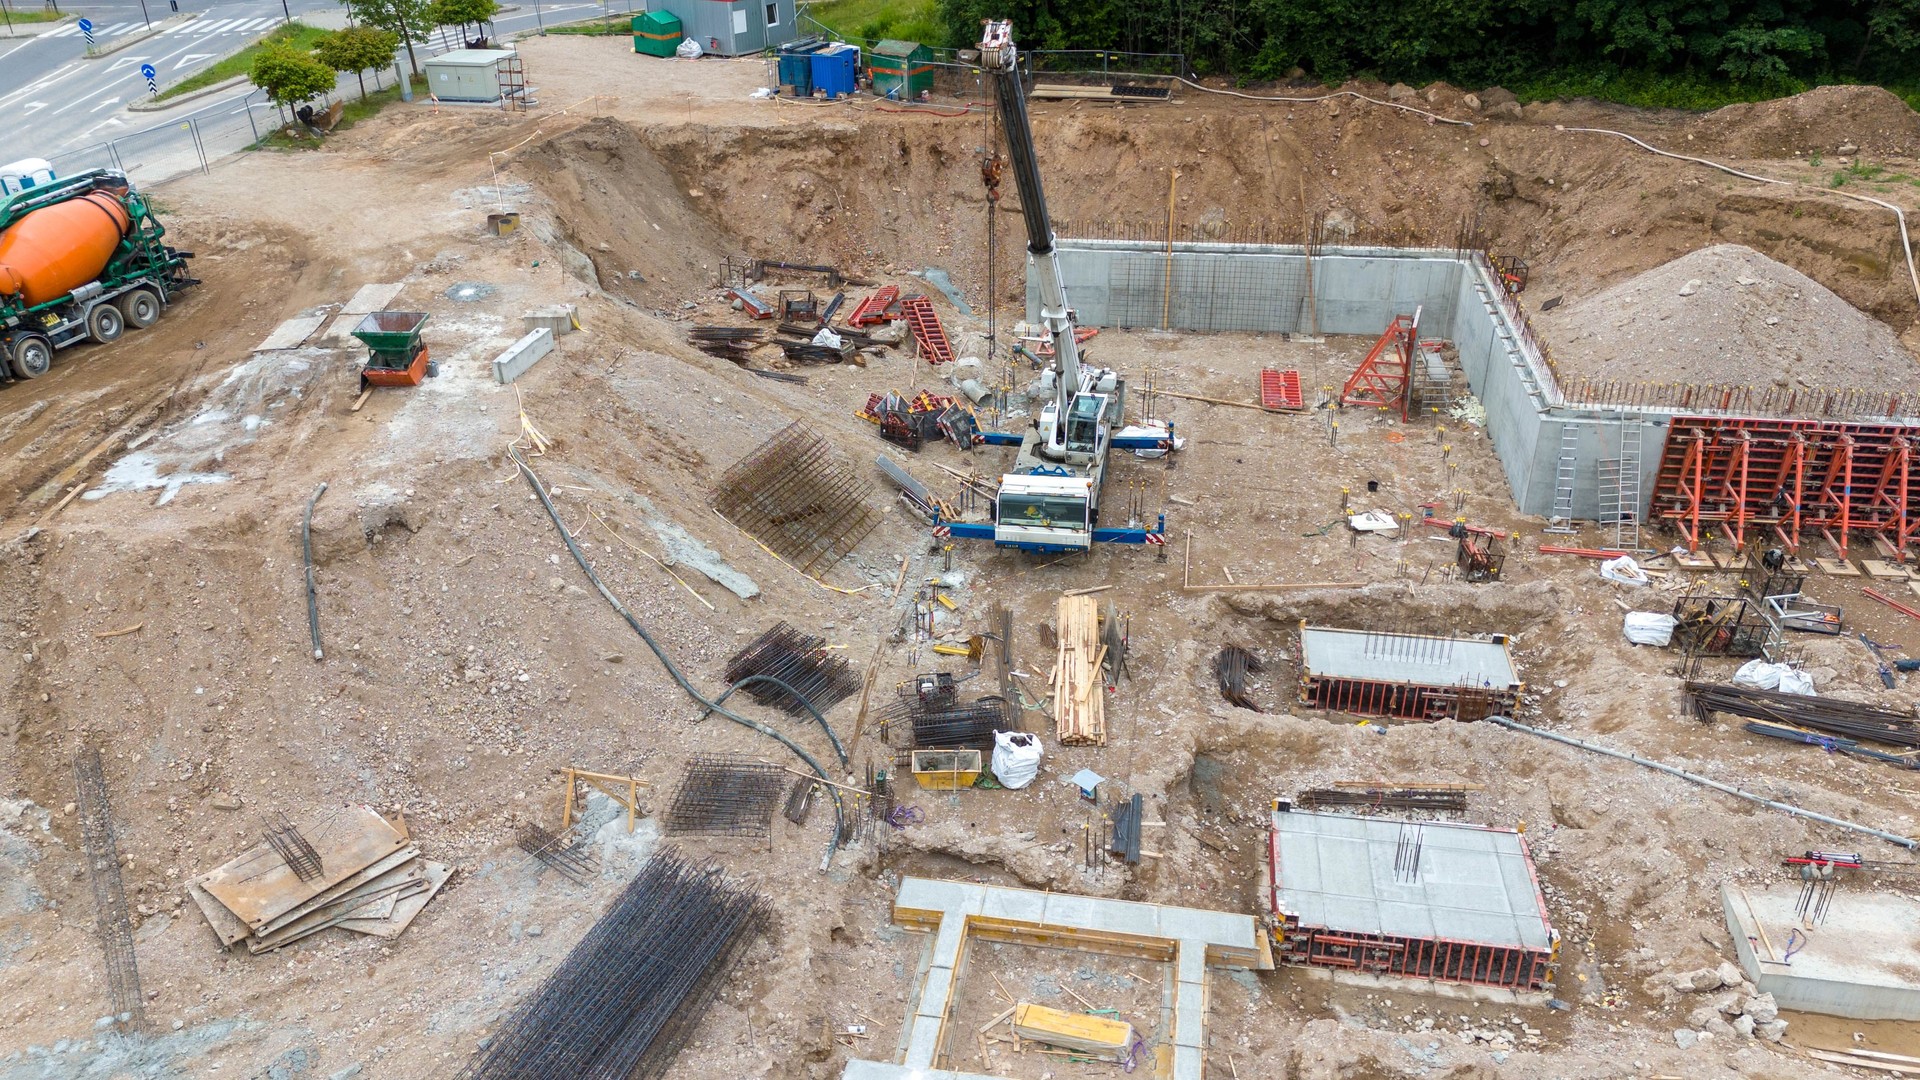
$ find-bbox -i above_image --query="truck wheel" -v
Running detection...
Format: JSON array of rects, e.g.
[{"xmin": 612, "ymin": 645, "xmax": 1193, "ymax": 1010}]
[
  {"xmin": 118, "ymin": 288, "xmax": 161, "ymax": 329},
  {"xmin": 9, "ymin": 335, "xmax": 53, "ymax": 380},
  {"xmin": 87, "ymin": 303, "xmax": 125, "ymax": 344}
]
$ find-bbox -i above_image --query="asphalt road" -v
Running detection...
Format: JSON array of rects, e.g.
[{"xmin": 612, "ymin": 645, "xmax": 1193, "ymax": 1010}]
[{"xmin": 0, "ymin": 0, "xmax": 610, "ymax": 182}]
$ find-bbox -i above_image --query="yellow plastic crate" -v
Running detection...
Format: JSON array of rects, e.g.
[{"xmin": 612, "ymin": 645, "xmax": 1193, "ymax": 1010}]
[{"xmin": 910, "ymin": 749, "xmax": 981, "ymax": 790}]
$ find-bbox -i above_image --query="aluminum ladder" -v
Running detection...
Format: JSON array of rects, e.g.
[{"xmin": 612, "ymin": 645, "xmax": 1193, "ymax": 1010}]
[
  {"xmin": 1546, "ymin": 424, "xmax": 1579, "ymax": 533},
  {"xmin": 1615, "ymin": 416, "xmax": 1643, "ymax": 550}
]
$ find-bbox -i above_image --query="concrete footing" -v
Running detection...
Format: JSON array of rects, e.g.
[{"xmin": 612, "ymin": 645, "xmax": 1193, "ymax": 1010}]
[
  {"xmin": 843, "ymin": 876, "xmax": 1271, "ymax": 1080},
  {"xmin": 521, "ymin": 305, "xmax": 579, "ymax": 337},
  {"xmin": 492, "ymin": 327, "xmax": 553, "ymax": 384},
  {"xmin": 1724, "ymin": 882, "xmax": 1920, "ymax": 1020}
]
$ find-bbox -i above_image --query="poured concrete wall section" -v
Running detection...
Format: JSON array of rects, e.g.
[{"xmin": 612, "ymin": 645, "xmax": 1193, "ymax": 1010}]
[
  {"xmin": 1723, "ymin": 883, "xmax": 1920, "ymax": 1021},
  {"xmin": 842, "ymin": 876, "xmax": 1270, "ymax": 1080},
  {"xmin": 492, "ymin": 327, "xmax": 553, "ymax": 384},
  {"xmin": 1035, "ymin": 240, "xmax": 1667, "ymax": 521}
]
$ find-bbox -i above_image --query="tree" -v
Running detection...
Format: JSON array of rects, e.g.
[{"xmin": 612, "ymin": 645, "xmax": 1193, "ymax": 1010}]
[
  {"xmin": 316, "ymin": 25, "xmax": 401, "ymax": 99},
  {"xmin": 357, "ymin": 0, "xmax": 433, "ymax": 75},
  {"xmin": 428, "ymin": 0, "xmax": 498, "ymax": 45},
  {"xmin": 249, "ymin": 41, "xmax": 337, "ymax": 111}
]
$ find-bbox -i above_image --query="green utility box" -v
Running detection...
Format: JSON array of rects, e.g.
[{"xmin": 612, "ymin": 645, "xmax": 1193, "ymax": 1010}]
[
  {"xmin": 870, "ymin": 39, "xmax": 932, "ymax": 99},
  {"xmin": 632, "ymin": 10, "xmax": 682, "ymax": 57}
]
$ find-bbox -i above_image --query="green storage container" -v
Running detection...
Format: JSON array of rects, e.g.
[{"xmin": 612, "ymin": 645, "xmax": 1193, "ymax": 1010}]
[
  {"xmin": 632, "ymin": 10, "xmax": 682, "ymax": 57},
  {"xmin": 870, "ymin": 39, "xmax": 932, "ymax": 99}
]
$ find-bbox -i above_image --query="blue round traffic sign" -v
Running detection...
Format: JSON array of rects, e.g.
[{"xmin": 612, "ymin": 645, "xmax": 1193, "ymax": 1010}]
[
  {"xmin": 140, "ymin": 63, "xmax": 156, "ymax": 78},
  {"xmin": 77, "ymin": 16, "xmax": 93, "ymax": 30}
]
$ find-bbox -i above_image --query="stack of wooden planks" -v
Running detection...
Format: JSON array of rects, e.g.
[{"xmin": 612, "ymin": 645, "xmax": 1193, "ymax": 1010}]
[{"xmin": 1052, "ymin": 593, "xmax": 1106, "ymax": 745}]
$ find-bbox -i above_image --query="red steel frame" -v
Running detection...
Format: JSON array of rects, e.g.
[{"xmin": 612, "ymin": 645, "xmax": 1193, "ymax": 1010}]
[
  {"xmin": 1339, "ymin": 314, "xmax": 1419, "ymax": 420},
  {"xmin": 1298, "ymin": 673, "xmax": 1518, "ymax": 721},
  {"xmin": 1266, "ymin": 822, "xmax": 1556, "ymax": 991},
  {"xmin": 1652, "ymin": 415, "xmax": 1920, "ymax": 560}
]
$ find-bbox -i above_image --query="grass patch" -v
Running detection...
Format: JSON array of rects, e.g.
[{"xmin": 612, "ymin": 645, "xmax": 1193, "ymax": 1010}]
[
  {"xmin": 256, "ymin": 74, "xmax": 426, "ymax": 149},
  {"xmin": 3, "ymin": 8, "xmax": 67, "ymax": 23},
  {"xmin": 157, "ymin": 20, "xmax": 331, "ymax": 101},
  {"xmin": 1514, "ymin": 69, "xmax": 1920, "ymax": 115},
  {"xmin": 800, "ymin": 0, "xmax": 941, "ymax": 48},
  {"xmin": 544, "ymin": 19, "xmax": 629, "ymax": 35}
]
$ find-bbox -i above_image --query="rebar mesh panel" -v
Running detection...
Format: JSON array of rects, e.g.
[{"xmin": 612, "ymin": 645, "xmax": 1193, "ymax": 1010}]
[
  {"xmin": 458, "ymin": 848, "xmax": 769, "ymax": 1080},
  {"xmin": 74, "ymin": 747, "xmax": 145, "ymax": 1028},
  {"xmin": 712, "ymin": 422, "xmax": 880, "ymax": 574},
  {"xmin": 516, "ymin": 823, "xmax": 599, "ymax": 885},
  {"xmin": 723, "ymin": 621, "xmax": 862, "ymax": 717},
  {"xmin": 663, "ymin": 756, "xmax": 786, "ymax": 837}
]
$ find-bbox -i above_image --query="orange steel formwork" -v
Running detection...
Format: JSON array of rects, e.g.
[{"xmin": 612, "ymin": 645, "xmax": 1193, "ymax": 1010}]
[
  {"xmin": 1339, "ymin": 313, "xmax": 1420, "ymax": 420},
  {"xmin": 1652, "ymin": 415, "xmax": 1920, "ymax": 560}
]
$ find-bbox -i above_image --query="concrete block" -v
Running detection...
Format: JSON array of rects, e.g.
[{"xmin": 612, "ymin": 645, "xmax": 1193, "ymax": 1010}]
[
  {"xmin": 492, "ymin": 327, "xmax": 554, "ymax": 384},
  {"xmin": 522, "ymin": 305, "xmax": 579, "ymax": 337}
]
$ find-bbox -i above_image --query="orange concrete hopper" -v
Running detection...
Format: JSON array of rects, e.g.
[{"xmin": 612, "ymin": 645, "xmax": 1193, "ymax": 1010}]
[{"xmin": 0, "ymin": 192, "xmax": 132, "ymax": 307}]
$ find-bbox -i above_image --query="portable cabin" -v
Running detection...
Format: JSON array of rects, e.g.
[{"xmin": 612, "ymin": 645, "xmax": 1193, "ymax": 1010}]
[
  {"xmin": 777, "ymin": 37, "xmax": 828, "ymax": 96},
  {"xmin": 421, "ymin": 49, "xmax": 515, "ymax": 103},
  {"xmin": 631, "ymin": 10, "xmax": 682, "ymax": 57},
  {"xmin": 870, "ymin": 39, "xmax": 932, "ymax": 99},
  {"xmin": 653, "ymin": 0, "xmax": 797, "ymax": 56}
]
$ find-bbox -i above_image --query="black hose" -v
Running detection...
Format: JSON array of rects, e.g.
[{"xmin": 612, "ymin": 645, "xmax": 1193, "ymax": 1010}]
[
  {"xmin": 702, "ymin": 675, "xmax": 848, "ymax": 768},
  {"xmin": 508, "ymin": 446, "xmax": 845, "ymax": 867},
  {"xmin": 303, "ymin": 482, "xmax": 327, "ymax": 661}
]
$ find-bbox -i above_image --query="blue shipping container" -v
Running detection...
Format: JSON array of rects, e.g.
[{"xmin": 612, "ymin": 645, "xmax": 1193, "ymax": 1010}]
[
  {"xmin": 811, "ymin": 44, "xmax": 859, "ymax": 99},
  {"xmin": 778, "ymin": 39, "xmax": 827, "ymax": 96}
]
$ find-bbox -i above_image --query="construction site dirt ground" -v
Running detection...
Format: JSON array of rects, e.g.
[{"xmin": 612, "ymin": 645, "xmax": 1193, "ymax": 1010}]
[{"xmin": 3, "ymin": 36, "xmax": 1920, "ymax": 1080}]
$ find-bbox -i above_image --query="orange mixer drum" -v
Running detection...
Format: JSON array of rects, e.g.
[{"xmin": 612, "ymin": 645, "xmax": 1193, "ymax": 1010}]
[{"xmin": 0, "ymin": 192, "xmax": 133, "ymax": 307}]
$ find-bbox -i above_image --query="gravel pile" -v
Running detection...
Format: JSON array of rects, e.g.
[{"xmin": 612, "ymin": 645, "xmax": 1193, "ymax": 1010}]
[{"xmin": 1537, "ymin": 244, "xmax": 1917, "ymax": 391}]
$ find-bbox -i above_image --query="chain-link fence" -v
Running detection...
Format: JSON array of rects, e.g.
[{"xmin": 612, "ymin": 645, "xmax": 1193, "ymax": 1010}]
[{"xmin": 39, "ymin": 62, "xmax": 410, "ymax": 188}]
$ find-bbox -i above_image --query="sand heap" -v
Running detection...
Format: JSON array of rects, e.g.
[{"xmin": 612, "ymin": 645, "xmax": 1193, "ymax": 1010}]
[{"xmin": 1537, "ymin": 244, "xmax": 1917, "ymax": 390}]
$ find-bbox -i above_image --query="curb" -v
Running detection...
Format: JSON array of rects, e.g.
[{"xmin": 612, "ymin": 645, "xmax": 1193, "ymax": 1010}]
[
  {"xmin": 83, "ymin": 11, "xmax": 199, "ymax": 59},
  {"xmin": 129, "ymin": 73, "xmax": 249, "ymax": 111},
  {"xmin": 0, "ymin": 15, "xmax": 75, "ymax": 39}
]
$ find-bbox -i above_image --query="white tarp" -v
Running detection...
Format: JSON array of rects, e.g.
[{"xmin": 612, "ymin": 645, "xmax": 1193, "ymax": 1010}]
[
  {"xmin": 1623, "ymin": 611, "xmax": 1678, "ymax": 646},
  {"xmin": 1601, "ymin": 555, "xmax": 1650, "ymax": 587}
]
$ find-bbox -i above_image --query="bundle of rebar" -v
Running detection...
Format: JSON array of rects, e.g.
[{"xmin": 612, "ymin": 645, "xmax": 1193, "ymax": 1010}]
[
  {"xmin": 74, "ymin": 747, "xmax": 145, "ymax": 1028},
  {"xmin": 458, "ymin": 848, "xmax": 768, "ymax": 1080},
  {"xmin": 1215, "ymin": 646, "xmax": 1264, "ymax": 711},
  {"xmin": 1297, "ymin": 787, "xmax": 1470, "ymax": 813},
  {"xmin": 688, "ymin": 326, "xmax": 764, "ymax": 362},
  {"xmin": 663, "ymin": 755, "xmax": 787, "ymax": 837},
  {"xmin": 1686, "ymin": 681, "xmax": 1920, "ymax": 748},
  {"xmin": 780, "ymin": 339, "xmax": 856, "ymax": 365},
  {"xmin": 724, "ymin": 622, "xmax": 862, "ymax": 717},
  {"xmin": 263, "ymin": 813, "xmax": 325, "ymax": 882},
  {"xmin": 515, "ymin": 822, "xmax": 598, "ymax": 884},
  {"xmin": 1743, "ymin": 720, "xmax": 1920, "ymax": 770}
]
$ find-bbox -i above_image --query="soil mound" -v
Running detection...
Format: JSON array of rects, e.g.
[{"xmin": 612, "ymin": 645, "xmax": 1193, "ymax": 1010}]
[
  {"xmin": 1691, "ymin": 85, "xmax": 1920, "ymax": 159},
  {"xmin": 1536, "ymin": 243, "xmax": 1917, "ymax": 389}
]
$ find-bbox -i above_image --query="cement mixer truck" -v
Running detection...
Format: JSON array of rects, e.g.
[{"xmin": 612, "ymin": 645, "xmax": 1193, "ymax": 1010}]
[{"xmin": 0, "ymin": 169, "xmax": 195, "ymax": 380}]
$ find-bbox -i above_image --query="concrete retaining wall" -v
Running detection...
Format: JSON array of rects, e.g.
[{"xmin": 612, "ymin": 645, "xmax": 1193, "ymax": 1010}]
[{"xmin": 1034, "ymin": 240, "xmax": 1665, "ymax": 521}]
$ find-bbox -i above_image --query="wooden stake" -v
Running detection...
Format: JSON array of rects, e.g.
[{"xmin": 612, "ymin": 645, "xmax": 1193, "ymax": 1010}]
[
  {"xmin": 92, "ymin": 623, "xmax": 144, "ymax": 639},
  {"xmin": 351, "ymin": 387, "xmax": 375, "ymax": 412}
]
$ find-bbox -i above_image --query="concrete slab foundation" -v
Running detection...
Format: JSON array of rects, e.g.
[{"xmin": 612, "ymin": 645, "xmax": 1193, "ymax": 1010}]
[
  {"xmin": 843, "ymin": 876, "xmax": 1270, "ymax": 1080},
  {"xmin": 1723, "ymin": 882, "xmax": 1920, "ymax": 1020},
  {"xmin": 492, "ymin": 327, "xmax": 553, "ymax": 384}
]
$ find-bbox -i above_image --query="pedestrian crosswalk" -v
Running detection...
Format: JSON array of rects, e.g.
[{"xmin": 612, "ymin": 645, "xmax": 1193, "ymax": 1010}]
[{"xmin": 43, "ymin": 15, "xmax": 287, "ymax": 39}]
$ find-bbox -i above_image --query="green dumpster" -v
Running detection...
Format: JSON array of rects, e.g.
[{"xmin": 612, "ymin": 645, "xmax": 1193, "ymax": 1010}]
[
  {"xmin": 870, "ymin": 39, "xmax": 932, "ymax": 99},
  {"xmin": 633, "ymin": 10, "xmax": 682, "ymax": 57}
]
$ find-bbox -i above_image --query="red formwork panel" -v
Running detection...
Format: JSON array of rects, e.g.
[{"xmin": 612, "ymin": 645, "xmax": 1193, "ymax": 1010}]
[
  {"xmin": 1260, "ymin": 368, "xmax": 1304, "ymax": 410},
  {"xmin": 1651, "ymin": 415, "xmax": 1920, "ymax": 559}
]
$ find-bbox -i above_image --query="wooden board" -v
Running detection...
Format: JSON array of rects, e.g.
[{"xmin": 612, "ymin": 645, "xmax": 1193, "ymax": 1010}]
[
  {"xmin": 1012, "ymin": 1002, "xmax": 1133, "ymax": 1057},
  {"xmin": 1052, "ymin": 594, "xmax": 1106, "ymax": 745}
]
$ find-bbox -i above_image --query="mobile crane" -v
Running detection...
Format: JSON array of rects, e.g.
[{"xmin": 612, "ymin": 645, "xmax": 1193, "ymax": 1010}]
[{"xmin": 934, "ymin": 20, "xmax": 1180, "ymax": 553}]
